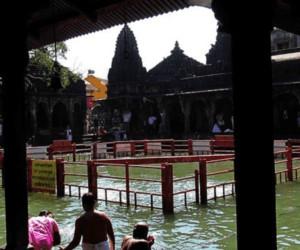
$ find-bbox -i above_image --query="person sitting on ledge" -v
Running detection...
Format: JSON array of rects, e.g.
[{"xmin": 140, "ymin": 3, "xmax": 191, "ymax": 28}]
[
  {"xmin": 121, "ymin": 222, "xmax": 154, "ymax": 250},
  {"xmin": 59, "ymin": 192, "xmax": 115, "ymax": 250},
  {"xmin": 28, "ymin": 210, "xmax": 61, "ymax": 250}
]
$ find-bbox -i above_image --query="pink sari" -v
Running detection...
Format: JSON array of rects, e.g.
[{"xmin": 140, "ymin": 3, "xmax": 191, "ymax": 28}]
[{"xmin": 28, "ymin": 216, "xmax": 59, "ymax": 250}]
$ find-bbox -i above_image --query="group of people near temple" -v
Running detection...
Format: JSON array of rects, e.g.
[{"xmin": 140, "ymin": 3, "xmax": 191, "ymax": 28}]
[
  {"xmin": 28, "ymin": 192, "xmax": 154, "ymax": 250},
  {"xmin": 212, "ymin": 113, "xmax": 234, "ymax": 134}
]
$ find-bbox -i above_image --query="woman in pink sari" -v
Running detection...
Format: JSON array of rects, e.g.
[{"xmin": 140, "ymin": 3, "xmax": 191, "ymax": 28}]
[{"xmin": 28, "ymin": 211, "xmax": 61, "ymax": 250}]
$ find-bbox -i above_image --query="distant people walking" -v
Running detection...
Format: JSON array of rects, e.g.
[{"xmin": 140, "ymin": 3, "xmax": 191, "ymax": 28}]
[
  {"xmin": 28, "ymin": 210, "xmax": 61, "ymax": 250},
  {"xmin": 65, "ymin": 126, "xmax": 72, "ymax": 141},
  {"xmin": 121, "ymin": 222, "xmax": 154, "ymax": 250},
  {"xmin": 59, "ymin": 192, "xmax": 115, "ymax": 250}
]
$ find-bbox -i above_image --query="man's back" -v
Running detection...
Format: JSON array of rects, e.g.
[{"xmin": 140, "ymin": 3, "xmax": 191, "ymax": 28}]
[
  {"xmin": 121, "ymin": 237, "xmax": 149, "ymax": 250},
  {"xmin": 79, "ymin": 210, "xmax": 110, "ymax": 244},
  {"xmin": 60, "ymin": 192, "xmax": 115, "ymax": 250}
]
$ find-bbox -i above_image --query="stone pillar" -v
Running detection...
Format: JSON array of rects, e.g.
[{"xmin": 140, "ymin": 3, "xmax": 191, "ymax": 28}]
[
  {"xmin": 210, "ymin": 101, "xmax": 215, "ymax": 130},
  {"xmin": 212, "ymin": 1, "xmax": 277, "ymax": 249},
  {"xmin": 0, "ymin": 6, "xmax": 29, "ymax": 249},
  {"xmin": 156, "ymin": 97, "xmax": 166, "ymax": 135},
  {"xmin": 69, "ymin": 99, "xmax": 74, "ymax": 128},
  {"xmin": 48, "ymin": 109, "xmax": 53, "ymax": 135},
  {"xmin": 48, "ymin": 99, "xmax": 54, "ymax": 133},
  {"xmin": 31, "ymin": 96, "xmax": 37, "ymax": 136},
  {"xmin": 160, "ymin": 109, "xmax": 167, "ymax": 134},
  {"xmin": 183, "ymin": 106, "xmax": 191, "ymax": 134},
  {"xmin": 179, "ymin": 97, "xmax": 191, "ymax": 134}
]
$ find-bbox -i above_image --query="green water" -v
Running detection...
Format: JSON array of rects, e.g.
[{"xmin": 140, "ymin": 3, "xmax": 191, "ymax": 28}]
[{"xmin": 1, "ymin": 161, "xmax": 300, "ymax": 249}]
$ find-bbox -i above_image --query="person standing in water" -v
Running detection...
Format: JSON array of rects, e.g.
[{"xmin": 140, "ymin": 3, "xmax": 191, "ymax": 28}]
[
  {"xmin": 59, "ymin": 192, "xmax": 115, "ymax": 250},
  {"xmin": 121, "ymin": 222, "xmax": 154, "ymax": 250}
]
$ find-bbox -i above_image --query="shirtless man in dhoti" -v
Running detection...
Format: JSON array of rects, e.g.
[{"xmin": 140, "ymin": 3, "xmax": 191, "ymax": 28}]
[{"xmin": 60, "ymin": 192, "xmax": 115, "ymax": 250}]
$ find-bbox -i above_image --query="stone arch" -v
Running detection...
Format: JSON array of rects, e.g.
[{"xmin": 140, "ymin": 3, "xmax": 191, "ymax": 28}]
[
  {"xmin": 167, "ymin": 102, "xmax": 184, "ymax": 135},
  {"xmin": 91, "ymin": 105, "xmax": 102, "ymax": 118},
  {"xmin": 37, "ymin": 102, "xmax": 48, "ymax": 129},
  {"xmin": 215, "ymin": 98, "xmax": 233, "ymax": 130},
  {"xmin": 273, "ymin": 93, "xmax": 299, "ymax": 135},
  {"xmin": 92, "ymin": 105, "xmax": 107, "ymax": 127},
  {"xmin": 52, "ymin": 102, "xmax": 69, "ymax": 129},
  {"xmin": 190, "ymin": 99, "xmax": 208, "ymax": 133}
]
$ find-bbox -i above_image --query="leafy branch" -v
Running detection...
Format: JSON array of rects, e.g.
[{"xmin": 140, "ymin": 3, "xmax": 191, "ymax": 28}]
[{"xmin": 27, "ymin": 42, "xmax": 82, "ymax": 89}]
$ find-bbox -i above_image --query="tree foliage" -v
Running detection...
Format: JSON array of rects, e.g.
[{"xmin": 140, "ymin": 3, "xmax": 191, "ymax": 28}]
[{"xmin": 28, "ymin": 42, "xmax": 82, "ymax": 88}]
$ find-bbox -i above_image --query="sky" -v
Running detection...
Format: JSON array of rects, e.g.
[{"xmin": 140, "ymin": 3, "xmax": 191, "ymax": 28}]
[{"xmin": 59, "ymin": 6, "xmax": 218, "ymax": 80}]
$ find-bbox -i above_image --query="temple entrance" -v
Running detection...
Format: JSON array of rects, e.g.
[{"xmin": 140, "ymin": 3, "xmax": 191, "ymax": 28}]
[
  {"xmin": 91, "ymin": 105, "xmax": 102, "ymax": 119},
  {"xmin": 52, "ymin": 102, "xmax": 69, "ymax": 129},
  {"xmin": 190, "ymin": 100, "xmax": 207, "ymax": 133},
  {"xmin": 168, "ymin": 102, "xmax": 184, "ymax": 137},
  {"xmin": 274, "ymin": 93, "xmax": 299, "ymax": 137}
]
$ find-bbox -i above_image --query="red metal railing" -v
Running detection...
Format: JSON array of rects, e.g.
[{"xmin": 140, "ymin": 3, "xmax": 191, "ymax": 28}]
[
  {"xmin": 95, "ymin": 162, "xmax": 163, "ymax": 210},
  {"xmin": 200, "ymin": 158, "xmax": 235, "ymax": 203},
  {"xmin": 63, "ymin": 160, "xmax": 89, "ymax": 198},
  {"xmin": 173, "ymin": 169, "xmax": 200, "ymax": 207},
  {"xmin": 53, "ymin": 154, "xmax": 236, "ymax": 212},
  {"xmin": 92, "ymin": 138, "xmax": 233, "ymax": 159}
]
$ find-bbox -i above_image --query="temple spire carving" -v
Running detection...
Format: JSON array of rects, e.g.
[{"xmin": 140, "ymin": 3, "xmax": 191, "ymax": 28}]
[{"xmin": 171, "ymin": 41, "xmax": 184, "ymax": 54}]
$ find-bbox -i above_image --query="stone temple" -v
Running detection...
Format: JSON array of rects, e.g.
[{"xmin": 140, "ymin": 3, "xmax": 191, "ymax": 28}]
[{"xmin": 93, "ymin": 24, "xmax": 300, "ymax": 140}]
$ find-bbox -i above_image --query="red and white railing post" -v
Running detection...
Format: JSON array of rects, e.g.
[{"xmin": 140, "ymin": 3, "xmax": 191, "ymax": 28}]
[
  {"xmin": 56, "ymin": 158, "xmax": 65, "ymax": 197},
  {"xmin": 144, "ymin": 140, "xmax": 148, "ymax": 156},
  {"xmin": 26, "ymin": 158, "xmax": 33, "ymax": 191},
  {"xmin": 130, "ymin": 141, "xmax": 135, "ymax": 157},
  {"xmin": 188, "ymin": 139, "xmax": 193, "ymax": 155},
  {"xmin": 161, "ymin": 163, "xmax": 174, "ymax": 213},
  {"xmin": 113, "ymin": 142, "xmax": 117, "ymax": 158},
  {"xmin": 93, "ymin": 142, "xmax": 97, "ymax": 159},
  {"xmin": 87, "ymin": 160, "xmax": 98, "ymax": 199},
  {"xmin": 195, "ymin": 169, "xmax": 199, "ymax": 204},
  {"xmin": 210, "ymin": 140, "xmax": 215, "ymax": 155},
  {"xmin": 48, "ymin": 145, "xmax": 54, "ymax": 160},
  {"xmin": 171, "ymin": 140, "xmax": 175, "ymax": 156},
  {"xmin": 199, "ymin": 159, "xmax": 207, "ymax": 205},
  {"xmin": 125, "ymin": 162, "xmax": 130, "ymax": 207},
  {"xmin": 286, "ymin": 147, "xmax": 293, "ymax": 181},
  {"xmin": 73, "ymin": 144, "xmax": 76, "ymax": 162}
]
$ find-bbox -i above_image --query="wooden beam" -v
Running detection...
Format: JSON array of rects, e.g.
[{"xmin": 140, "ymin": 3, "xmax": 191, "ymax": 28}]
[{"xmin": 60, "ymin": 0, "xmax": 98, "ymax": 23}]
